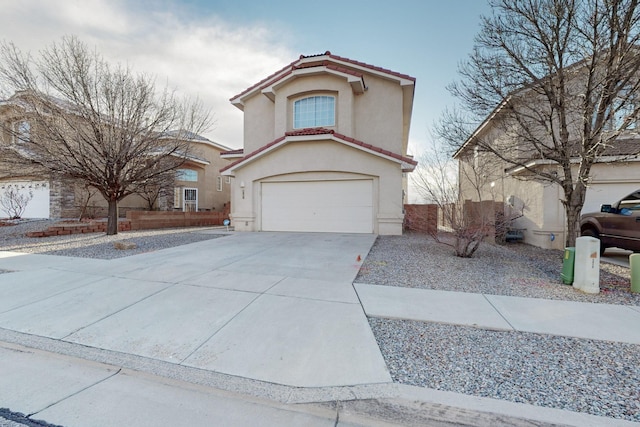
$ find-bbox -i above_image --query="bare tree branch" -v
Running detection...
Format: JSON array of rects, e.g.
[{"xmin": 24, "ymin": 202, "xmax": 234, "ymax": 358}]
[
  {"xmin": 448, "ymin": 0, "xmax": 640, "ymax": 246},
  {"xmin": 0, "ymin": 36, "xmax": 213, "ymax": 234}
]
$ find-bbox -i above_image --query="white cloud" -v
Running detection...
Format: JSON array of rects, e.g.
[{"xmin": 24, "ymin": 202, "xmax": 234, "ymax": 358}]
[{"xmin": 0, "ymin": 0, "xmax": 295, "ymax": 147}]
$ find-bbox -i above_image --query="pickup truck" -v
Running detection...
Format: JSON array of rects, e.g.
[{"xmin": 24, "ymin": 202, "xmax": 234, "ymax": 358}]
[{"xmin": 580, "ymin": 189, "xmax": 640, "ymax": 255}]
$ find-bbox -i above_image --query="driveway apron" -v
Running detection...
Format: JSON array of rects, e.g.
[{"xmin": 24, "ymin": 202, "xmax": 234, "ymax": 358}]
[{"xmin": 0, "ymin": 232, "xmax": 391, "ymax": 388}]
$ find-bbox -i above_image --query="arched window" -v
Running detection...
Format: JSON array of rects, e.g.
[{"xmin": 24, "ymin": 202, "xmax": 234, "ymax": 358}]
[{"xmin": 293, "ymin": 96, "xmax": 335, "ymax": 129}]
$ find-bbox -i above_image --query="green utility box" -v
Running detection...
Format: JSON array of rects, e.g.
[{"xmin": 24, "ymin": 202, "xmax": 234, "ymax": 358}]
[
  {"xmin": 561, "ymin": 247, "xmax": 576, "ymax": 285},
  {"xmin": 630, "ymin": 253, "xmax": 640, "ymax": 293}
]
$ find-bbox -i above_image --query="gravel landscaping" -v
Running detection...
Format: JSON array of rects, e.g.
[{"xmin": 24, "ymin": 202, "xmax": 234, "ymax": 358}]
[
  {"xmin": 356, "ymin": 233, "xmax": 640, "ymax": 423},
  {"xmin": 355, "ymin": 233, "xmax": 638, "ymax": 305},
  {"xmin": 0, "ymin": 219, "xmax": 225, "ymax": 260},
  {"xmin": 371, "ymin": 318, "xmax": 640, "ymax": 422}
]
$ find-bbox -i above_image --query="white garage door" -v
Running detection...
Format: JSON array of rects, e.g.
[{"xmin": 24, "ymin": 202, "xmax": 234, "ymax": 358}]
[
  {"xmin": 582, "ymin": 183, "xmax": 640, "ymax": 214},
  {"xmin": 262, "ymin": 180, "xmax": 373, "ymax": 233},
  {"xmin": 0, "ymin": 181, "xmax": 50, "ymax": 219}
]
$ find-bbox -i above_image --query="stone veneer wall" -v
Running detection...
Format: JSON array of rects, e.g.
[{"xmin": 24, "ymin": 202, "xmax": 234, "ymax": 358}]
[{"xmin": 49, "ymin": 178, "xmax": 79, "ymax": 219}]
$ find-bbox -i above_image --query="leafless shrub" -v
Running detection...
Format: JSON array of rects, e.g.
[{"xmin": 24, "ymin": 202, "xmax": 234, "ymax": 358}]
[{"xmin": 0, "ymin": 186, "xmax": 33, "ymax": 219}]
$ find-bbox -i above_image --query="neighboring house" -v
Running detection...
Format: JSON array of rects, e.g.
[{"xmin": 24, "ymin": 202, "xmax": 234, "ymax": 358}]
[
  {"xmin": 164, "ymin": 131, "xmax": 233, "ymax": 213},
  {"xmin": 454, "ymin": 100, "xmax": 640, "ymax": 250},
  {"xmin": 0, "ymin": 93, "xmax": 232, "ymax": 219},
  {"xmin": 0, "ymin": 95, "xmax": 53, "ymax": 218},
  {"xmin": 222, "ymin": 51, "xmax": 417, "ymax": 234}
]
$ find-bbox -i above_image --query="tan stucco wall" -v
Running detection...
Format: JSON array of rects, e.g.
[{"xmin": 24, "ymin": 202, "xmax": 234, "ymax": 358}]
[
  {"xmin": 502, "ymin": 179, "xmax": 566, "ymax": 250},
  {"xmin": 354, "ymin": 76, "xmax": 404, "ymax": 154},
  {"xmin": 243, "ymin": 95, "xmax": 276, "ymax": 154},
  {"xmin": 514, "ymin": 162, "xmax": 640, "ymax": 250},
  {"xmin": 242, "ymin": 71, "xmax": 407, "ymax": 156},
  {"xmin": 458, "ymin": 154, "xmax": 567, "ymax": 250},
  {"xmin": 460, "ymin": 156, "xmax": 640, "ymax": 250},
  {"xmin": 230, "ymin": 139, "xmax": 404, "ymax": 234}
]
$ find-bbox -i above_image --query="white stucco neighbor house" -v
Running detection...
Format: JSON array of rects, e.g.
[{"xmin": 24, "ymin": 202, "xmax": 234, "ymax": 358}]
[{"xmin": 221, "ymin": 51, "xmax": 417, "ymax": 235}]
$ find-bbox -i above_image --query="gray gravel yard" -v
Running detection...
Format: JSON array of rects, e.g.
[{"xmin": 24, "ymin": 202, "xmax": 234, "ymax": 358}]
[
  {"xmin": 355, "ymin": 233, "xmax": 638, "ymax": 305},
  {"xmin": 356, "ymin": 233, "xmax": 640, "ymax": 423},
  {"xmin": 371, "ymin": 319, "xmax": 640, "ymax": 422},
  {"xmin": 0, "ymin": 219, "xmax": 225, "ymax": 260}
]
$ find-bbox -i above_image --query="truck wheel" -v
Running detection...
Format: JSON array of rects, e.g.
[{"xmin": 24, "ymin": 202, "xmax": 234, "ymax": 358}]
[{"xmin": 581, "ymin": 229, "xmax": 606, "ymax": 256}]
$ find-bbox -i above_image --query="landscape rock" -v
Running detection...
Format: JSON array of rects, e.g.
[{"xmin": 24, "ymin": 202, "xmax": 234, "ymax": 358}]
[{"xmin": 113, "ymin": 240, "xmax": 138, "ymax": 250}]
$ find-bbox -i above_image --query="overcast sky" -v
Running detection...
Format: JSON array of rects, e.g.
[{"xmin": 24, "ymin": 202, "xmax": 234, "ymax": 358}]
[{"xmin": 0, "ymin": 0, "xmax": 490, "ymax": 152}]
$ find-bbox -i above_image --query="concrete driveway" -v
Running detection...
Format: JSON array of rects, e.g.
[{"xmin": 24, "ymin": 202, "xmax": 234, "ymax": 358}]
[{"xmin": 0, "ymin": 232, "xmax": 390, "ymax": 388}]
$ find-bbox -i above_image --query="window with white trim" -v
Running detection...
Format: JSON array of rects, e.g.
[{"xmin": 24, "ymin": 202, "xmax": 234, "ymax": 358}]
[
  {"xmin": 225, "ymin": 176, "xmax": 231, "ymax": 184},
  {"xmin": 14, "ymin": 120, "xmax": 30, "ymax": 143},
  {"xmin": 176, "ymin": 169, "xmax": 197, "ymax": 182},
  {"xmin": 216, "ymin": 176, "xmax": 223, "ymax": 191},
  {"xmin": 293, "ymin": 95, "xmax": 335, "ymax": 128}
]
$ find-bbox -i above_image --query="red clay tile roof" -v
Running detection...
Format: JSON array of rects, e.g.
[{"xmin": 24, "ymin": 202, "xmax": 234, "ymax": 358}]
[
  {"xmin": 327, "ymin": 53, "xmax": 416, "ymax": 82},
  {"xmin": 220, "ymin": 128, "xmax": 417, "ymax": 173},
  {"xmin": 285, "ymin": 128, "xmax": 336, "ymax": 137},
  {"xmin": 230, "ymin": 51, "xmax": 415, "ymax": 102}
]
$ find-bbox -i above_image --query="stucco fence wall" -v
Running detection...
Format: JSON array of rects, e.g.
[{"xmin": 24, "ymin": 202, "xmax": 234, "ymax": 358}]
[
  {"xmin": 125, "ymin": 210, "xmax": 229, "ymax": 230},
  {"xmin": 403, "ymin": 204, "xmax": 438, "ymax": 234},
  {"xmin": 405, "ymin": 201, "xmax": 515, "ymax": 244}
]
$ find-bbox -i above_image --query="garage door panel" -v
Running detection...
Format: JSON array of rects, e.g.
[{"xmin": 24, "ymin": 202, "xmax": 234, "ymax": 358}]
[
  {"xmin": 583, "ymin": 183, "xmax": 640, "ymax": 214},
  {"xmin": 0, "ymin": 181, "xmax": 50, "ymax": 219},
  {"xmin": 262, "ymin": 180, "xmax": 373, "ymax": 233}
]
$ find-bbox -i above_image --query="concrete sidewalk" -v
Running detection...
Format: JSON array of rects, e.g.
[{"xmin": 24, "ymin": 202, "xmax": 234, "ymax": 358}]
[
  {"xmin": 355, "ymin": 284, "xmax": 640, "ymax": 345},
  {"xmin": 0, "ymin": 231, "xmax": 638, "ymax": 426}
]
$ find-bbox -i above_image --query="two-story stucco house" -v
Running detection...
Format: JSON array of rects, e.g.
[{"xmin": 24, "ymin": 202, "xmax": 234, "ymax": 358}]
[
  {"xmin": 454, "ymin": 93, "xmax": 640, "ymax": 250},
  {"xmin": 0, "ymin": 93, "xmax": 232, "ymax": 219},
  {"xmin": 221, "ymin": 52, "xmax": 417, "ymax": 234}
]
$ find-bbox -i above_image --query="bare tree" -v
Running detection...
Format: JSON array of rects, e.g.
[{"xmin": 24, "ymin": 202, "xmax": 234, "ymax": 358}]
[
  {"xmin": 0, "ymin": 36, "xmax": 212, "ymax": 234},
  {"xmin": 448, "ymin": 0, "xmax": 640, "ymax": 247},
  {"xmin": 413, "ymin": 136, "xmax": 522, "ymax": 257},
  {"xmin": 135, "ymin": 169, "xmax": 176, "ymax": 211},
  {"xmin": 76, "ymin": 183, "xmax": 99, "ymax": 221},
  {"xmin": 0, "ymin": 186, "xmax": 33, "ymax": 219}
]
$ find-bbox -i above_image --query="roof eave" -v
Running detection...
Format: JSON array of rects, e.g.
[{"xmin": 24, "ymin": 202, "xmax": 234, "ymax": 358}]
[
  {"xmin": 230, "ymin": 52, "xmax": 415, "ymax": 108},
  {"xmin": 453, "ymin": 98, "xmax": 509, "ymax": 159},
  {"xmin": 221, "ymin": 132, "xmax": 417, "ymax": 175},
  {"xmin": 170, "ymin": 152, "xmax": 210, "ymax": 166}
]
